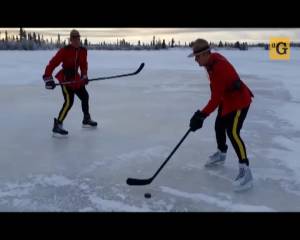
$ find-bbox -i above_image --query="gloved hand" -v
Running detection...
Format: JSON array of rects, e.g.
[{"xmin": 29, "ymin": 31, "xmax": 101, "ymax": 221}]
[
  {"xmin": 81, "ymin": 75, "xmax": 89, "ymax": 85},
  {"xmin": 43, "ymin": 75, "xmax": 56, "ymax": 90},
  {"xmin": 189, "ymin": 110, "xmax": 207, "ymax": 132}
]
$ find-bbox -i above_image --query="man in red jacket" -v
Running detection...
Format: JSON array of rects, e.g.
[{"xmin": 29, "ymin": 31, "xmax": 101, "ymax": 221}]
[
  {"xmin": 43, "ymin": 29, "xmax": 97, "ymax": 137},
  {"xmin": 188, "ymin": 39, "xmax": 254, "ymax": 192}
]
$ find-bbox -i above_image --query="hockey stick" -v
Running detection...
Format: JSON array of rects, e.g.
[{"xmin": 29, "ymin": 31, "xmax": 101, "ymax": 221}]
[
  {"xmin": 126, "ymin": 128, "xmax": 192, "ymax": 186},
  {"xmin": 55, "ymin": 62, "xmax": 145, "ymax": 86}
]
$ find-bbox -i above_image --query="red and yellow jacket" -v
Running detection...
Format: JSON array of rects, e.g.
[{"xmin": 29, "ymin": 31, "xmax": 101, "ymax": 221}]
[
  {"xmin": 44, "ymin": 45, "xmax": 88, "ymax": 89},
  {"xmin": 201, "ymin": 52, "xmax": 253, "ymax": 117}
]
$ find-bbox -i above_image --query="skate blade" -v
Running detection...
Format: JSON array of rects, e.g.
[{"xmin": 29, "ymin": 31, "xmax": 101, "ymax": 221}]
[
  {"xmin": 52, "ymin": 132, "xmax": 68, "ymax": 138},
  {"xmin": 82, "ymin": 124, "xmax": 97, "ymax": 128},
  {"xmin": 233, "ymin": 181, "xmax": 253, "ymax": 192},
  {"xmin": 204, "ymin": 160, "xmax": 225, "ymax": 168}
]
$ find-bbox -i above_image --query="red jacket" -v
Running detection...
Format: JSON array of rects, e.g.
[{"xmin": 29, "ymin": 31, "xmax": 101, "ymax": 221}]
[
  {"xmin": 201, "ymin": 53, "xmax": 253, "ymax": 117},
  {"xmin": 44, "ymin": 45, "xmax": 88, "ymax": 89}
]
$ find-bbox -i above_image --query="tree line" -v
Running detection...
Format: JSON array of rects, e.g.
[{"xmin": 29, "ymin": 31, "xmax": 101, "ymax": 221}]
[{"xmin": 0, "ymin": 28, "xmax": 299, "ymax": 50}]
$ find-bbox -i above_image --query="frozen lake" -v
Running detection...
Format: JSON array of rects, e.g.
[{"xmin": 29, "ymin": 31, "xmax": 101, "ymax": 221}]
[{"xmin": 0, "ymin": 48, "xmax": 299, "ymax": 211}]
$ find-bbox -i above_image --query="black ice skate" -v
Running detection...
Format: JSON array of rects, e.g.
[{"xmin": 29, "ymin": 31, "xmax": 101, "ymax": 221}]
[
  {"xmin": 52, "ymin": 118, "xmax": 68, "ymax": 137},
  {"xmin": 82, "ymin": 116, "xmax": 97, "ymax": 128}
]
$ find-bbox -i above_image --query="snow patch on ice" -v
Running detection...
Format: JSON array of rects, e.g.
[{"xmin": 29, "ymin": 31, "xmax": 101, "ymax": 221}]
[
  {"xmin": 0, "ymin": 182, "xmax": 34, "ymax": 198},
  {"xmin": 12, "ymin": 198, "xmax": 34, "ymax": 209},
  {"xmin": 79, "ymin": 207, "xmax": 95, "ymax": 212},
  {"xmin": 88, "ymin": 193, "xmax": 151, "ymax": 212},
  {"xmin": 117, "ymin": 146, "xmax": 169, "ymax": 162},
  {"xmin": 160, "ymin": 186, "xmax": 275, "ymax": 212},
  {"xmin": 33, "ymin": 174, "xmax": 74, "ymax": 187},
  {"xmin": 269, "ymin": 136, "xmax": 300, "ymax": 180}
]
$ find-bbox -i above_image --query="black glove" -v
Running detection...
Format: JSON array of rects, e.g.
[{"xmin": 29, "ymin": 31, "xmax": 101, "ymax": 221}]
[
  {"xmin": 189, "ymin": 110, "xmax": 207, "ymax": 132},
  {"xmin": 43, "ymin": 75, "xmax": 56, "ymax": 90},
  {"xmin": 81, "ymin": 75, "xmax": 89, "ymax": 85}
]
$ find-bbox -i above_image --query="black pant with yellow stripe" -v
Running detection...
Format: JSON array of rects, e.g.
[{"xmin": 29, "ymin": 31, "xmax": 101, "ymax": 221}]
[
  {"xmin": 215, "ymin": 105, "xmax": 250, "ymax": 166},
  {"xmin": 57, "ymin": 85, "xmax": 90, "ymax": 123}
]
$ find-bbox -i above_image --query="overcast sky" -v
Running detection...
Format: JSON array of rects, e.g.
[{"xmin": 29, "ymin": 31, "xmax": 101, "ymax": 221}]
[{"xmin": 0, "ymin": 28, "xmax": 299, "ymax": 44}]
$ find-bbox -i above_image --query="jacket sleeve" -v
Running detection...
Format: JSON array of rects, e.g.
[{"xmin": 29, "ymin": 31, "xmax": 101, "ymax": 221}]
[
  {"xmin": 80, "ymin": 48, "xmax": 88, "ymax": 77},
  {"xmin": 201, "ymin": 65, "xmax": 227, "ymax": 116},
  {"xmin": 44, "ymin": 48, "xmax": 64, "ymax": 78}
]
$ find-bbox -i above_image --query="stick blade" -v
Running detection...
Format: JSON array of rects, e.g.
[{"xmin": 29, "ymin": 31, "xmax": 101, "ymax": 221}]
[
  {"xmin": 135, "ymin": 63, "xmax": 145, "ymax": 74},
  {"xmin": 126, "ymin": 177, "xmax": 152, "ymax": 186}
]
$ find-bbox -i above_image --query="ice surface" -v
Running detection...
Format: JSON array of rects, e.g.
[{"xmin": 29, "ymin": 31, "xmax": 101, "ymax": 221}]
[{"xmin": 0, "ymin": 48, "xmax": 300, "ymax": 211}]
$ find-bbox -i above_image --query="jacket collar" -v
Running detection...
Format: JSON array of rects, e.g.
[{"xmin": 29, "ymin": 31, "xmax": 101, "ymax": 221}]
[{"xmin": 205, "ymin": 53, "xmax": 219, "ymax": 71}]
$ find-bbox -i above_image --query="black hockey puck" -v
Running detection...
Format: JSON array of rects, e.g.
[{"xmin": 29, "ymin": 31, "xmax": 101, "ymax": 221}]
[{"xmin": 144, "ymin": 193, "xmax": 151, "ymax": 199}]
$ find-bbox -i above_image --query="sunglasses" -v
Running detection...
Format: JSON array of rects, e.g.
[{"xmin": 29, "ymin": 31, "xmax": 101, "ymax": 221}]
[{"xmin": 195, "ymin": 54, "xmax": 203, "ymax": 59}]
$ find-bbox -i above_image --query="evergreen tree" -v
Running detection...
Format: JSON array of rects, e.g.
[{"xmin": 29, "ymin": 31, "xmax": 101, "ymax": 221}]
[
  {"xmin": 234, "ymin": 41, "xmax": 240, "ymax": 49},
  {"xmin": 33, "ymin": 32, "xmax": 37, "ymax": 43},
  {"xmin": 162, "ymin": 39, "xmax": 166, "ymax": 49},
  {"xmin": 152, "ymin": 36, "xmax": 155, "ymax": 46},
  {"xmin": 19, "ymin": 28, "xmax": 24, "ymax": 41},
  {"xmin": 171, "ymin": 38, "xmax": 175, "ymax": 48}
]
